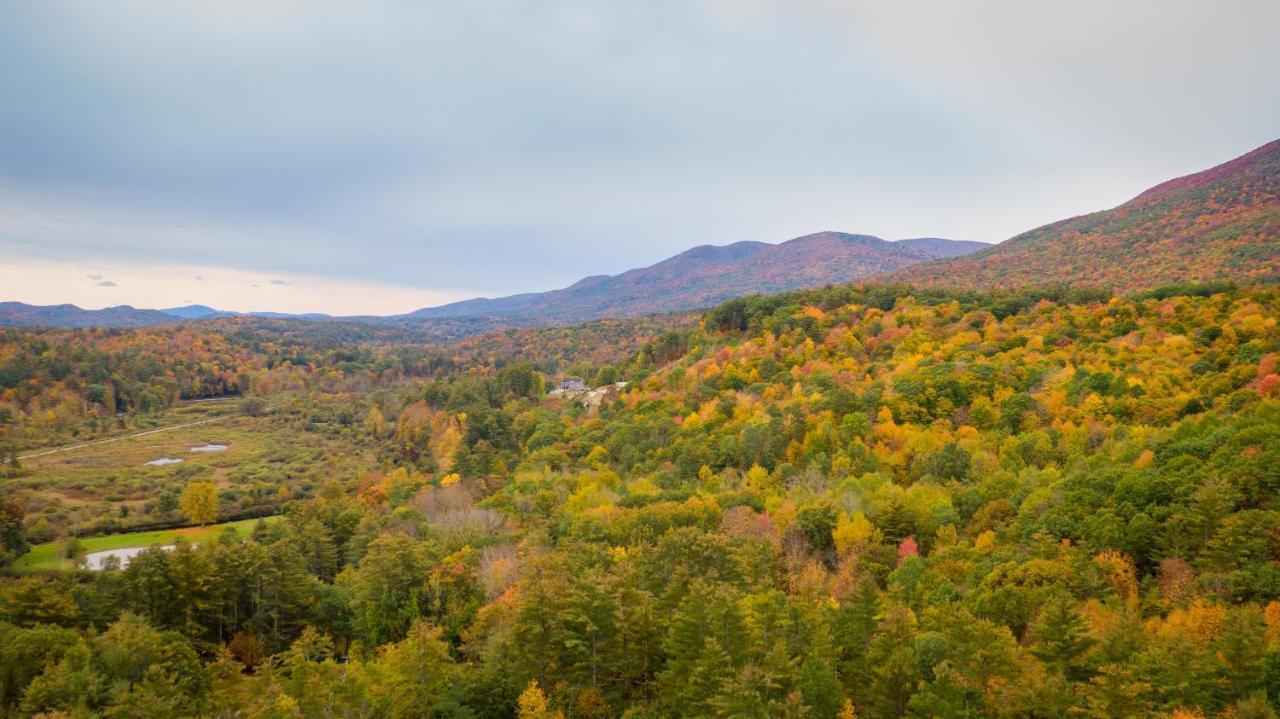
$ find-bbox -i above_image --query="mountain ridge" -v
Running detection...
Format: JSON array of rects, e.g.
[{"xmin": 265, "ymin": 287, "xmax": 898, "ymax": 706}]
[
  {"xmin": 879, "ymin": 138, "xmax": 1280, "ymax": 291},
  {"xmin": 404, "ymin": 233, "xmax": 982, "ymax": 323}
]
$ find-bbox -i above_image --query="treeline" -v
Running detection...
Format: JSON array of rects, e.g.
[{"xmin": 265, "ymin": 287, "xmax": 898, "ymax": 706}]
[{"xmin": 704, "ymin": 283, "xmax": 1118, "ymax": 334}]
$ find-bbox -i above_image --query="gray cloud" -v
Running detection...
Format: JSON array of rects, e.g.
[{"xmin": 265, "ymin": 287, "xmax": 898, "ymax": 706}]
[
  {"xmin": 268, "ymin": 279, "xmax": 290, "ymax": 286},
  {"xmin": 94, "ymin": 280, "xmax": 117, "ymax": 287},
  {"xmin": 1, "ymin": 1, "xmax": 1278, "ymax": 304}
]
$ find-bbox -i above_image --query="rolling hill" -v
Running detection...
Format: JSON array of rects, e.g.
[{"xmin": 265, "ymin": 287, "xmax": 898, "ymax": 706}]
[
  {"xmin": 0, "ymin": 302, "xmax": 183, "ymax": 328},
  {"xmin": 882, "ymin": 138, "xmax": 1280, "ymax": 291},
  {"xmin": 404, "ymin": 233, "xmax": 984, "ymax": 323},
  {"xmin": 0, "ymin": 303, "xmax": 342, "ymax": 329}
]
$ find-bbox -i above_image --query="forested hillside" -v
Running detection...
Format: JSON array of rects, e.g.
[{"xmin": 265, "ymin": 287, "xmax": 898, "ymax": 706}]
[
  {"xmin": 884, "ymin": 139, "xmax": 1280, "ymax": 291},
  {"xmin": 2, "ymin": 281, "xmax": 1279, "ymax": 718}
]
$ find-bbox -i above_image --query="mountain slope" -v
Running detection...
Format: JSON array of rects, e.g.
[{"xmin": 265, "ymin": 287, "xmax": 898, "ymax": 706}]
[
  {"xmin": 406, "ymin": 231, "xmax": 978, "ymax": 323},
  {"xmin": 883, "ymin": 138, "xmax": 1280, "ymax": 291}
]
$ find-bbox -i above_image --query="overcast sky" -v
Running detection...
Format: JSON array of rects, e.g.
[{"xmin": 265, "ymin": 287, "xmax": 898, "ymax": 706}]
[{"xmin": 2, "ymin": 0, "xmax": 1278, "ymax": 314}]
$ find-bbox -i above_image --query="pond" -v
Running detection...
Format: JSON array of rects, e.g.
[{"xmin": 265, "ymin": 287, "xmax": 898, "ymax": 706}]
[
  {"xmin": 190, "ymin": 444, "xmax": 228, "ymax": 452},
  {"xmin": 145, "ymin": 457, "xmax": 184, "ymax": 466}
]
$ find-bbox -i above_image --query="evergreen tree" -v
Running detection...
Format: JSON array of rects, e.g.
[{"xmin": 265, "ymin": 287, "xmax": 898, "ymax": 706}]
[{"xmin": 1030, "ymin": 597, "xmax": 1095, "ymax": 680}]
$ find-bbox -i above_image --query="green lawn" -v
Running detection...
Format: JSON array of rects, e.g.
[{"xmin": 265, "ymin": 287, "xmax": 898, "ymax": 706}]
[{"xmin": 14, "ymin": 516, "xmax": 279, "ymax": 572}]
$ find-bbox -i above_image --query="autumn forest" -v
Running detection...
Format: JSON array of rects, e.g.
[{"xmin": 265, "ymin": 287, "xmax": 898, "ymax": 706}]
[{"xmin": 0, "ymin": 275, "xmax": 1278, "ymax": 719}]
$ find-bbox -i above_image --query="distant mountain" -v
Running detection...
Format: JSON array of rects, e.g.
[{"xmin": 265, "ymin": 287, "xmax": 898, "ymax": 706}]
[
  {"xmin": 2, "ymin": 231, "xmax": 985, "ymax": 330},
  {"xmin": 0, "ymin": 302, "xmax": 338, "ymax": 329},
  {"xmin": 405, "ymin": 231, "xmax": 981, "ymax": 323},
  {"xmin": 160, "ymin": 305, "xmax": 333, "ymax": 321},
  {"xmin": 0, "ymin": 302, "xmax": 182, "ymax": 328},
  {"xmin": 896, "ymin": 238, "xmax": 991, "ymax": 257},
  {"xmin": 161, "ymin": 304, "xmax": 231, "ymax": 319},
  {"xmin": 882, "ymin": 138, "xmax": 1280, "ymax": 292},
  {"xmin": 248, "ymin": 311, "xmax": 333, "ymax": 320}
]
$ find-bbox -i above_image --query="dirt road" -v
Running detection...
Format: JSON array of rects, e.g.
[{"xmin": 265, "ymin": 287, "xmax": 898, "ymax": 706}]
[{"xmin": 17, "ymin": 415, "xmax": 231, "ymax": 461}]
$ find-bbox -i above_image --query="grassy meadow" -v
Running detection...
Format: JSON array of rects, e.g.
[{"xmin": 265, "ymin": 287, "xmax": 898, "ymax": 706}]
[
  {"xmin": 13, "ymin": 516, "xmax": 279, "ymax": 571},
  {"xmin": 8, "ymin": 396, "xmax": 374, "ymax": 544}
]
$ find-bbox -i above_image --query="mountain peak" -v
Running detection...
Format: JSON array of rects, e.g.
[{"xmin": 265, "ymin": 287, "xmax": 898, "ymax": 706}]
[{"xmin": 786, "ymin": 231, "xmax": 885, "ymax": 246}]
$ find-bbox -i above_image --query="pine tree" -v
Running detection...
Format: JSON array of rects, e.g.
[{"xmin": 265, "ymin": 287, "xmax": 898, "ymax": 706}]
[
  {"xmin": 660, "ymin": 585, "xmax": 745, "ymax": 714},
  {"xmin": 687, "ymin": 638, "xmax": 737, "ymax": 716},
  {"xmin": 875, "ymin": 498, "xmax": 913, "ymax": 544},
  {"xmin": 836, "ymin": 579, "xmax": 881, "ymax": 696},
  {"xmin": 1030, "ymin": 597, "xmax": 1095, "ymax": 680},
  {"xmin": 865, "ymin": 605, "xmax": 918, "ymax": 719}
]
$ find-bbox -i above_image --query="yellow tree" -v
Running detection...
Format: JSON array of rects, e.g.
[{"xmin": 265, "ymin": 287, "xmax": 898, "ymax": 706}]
[
  {"xmin": 180, "ymin": 482, "xmax": 219, "ymax": 525},
  {"xmin": 517, "ymin": 680, "xmax": 563, "ymax": 719},
  {"xmin": 364, "ymin": 406, "xmax": 387, "ymax": 438}
]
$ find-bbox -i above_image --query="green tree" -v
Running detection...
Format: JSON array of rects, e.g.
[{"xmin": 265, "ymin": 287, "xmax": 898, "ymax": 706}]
[
  {"xmin": 837, "ymin": 579, "xmax": 881, "ymax": 696},
  {"xmin": 1077, "ymin": 664, "xmax": 1152, "ymax": 719},
  {"xmin": 865, "ymin": 605, "xmax": 918, "ymax": 719},
  {"xmin": 344, "ymin": 534, "xmax": 431, "ymax": 649},
  {"xmin": 238, "ymin": 396, "xmax": 268, "ymax": 416},
  {"xmin": 0, "ymin": 622, "xmax": 80, "ymax": 711},
  {"xmin": 1030, "ymin": 597, "xmax": 1095, "ymax": 680},
  {"xmin": 63, "ymin": 536, "xmax": 85, "ymax": 564},
  {"xmin": 0, "ymin": 498, "xmax": 27, "ymax": 568},
  {"xmin": 0, "ymin": 576, "xmax": 80, "ymax": 627},
  {"xmin": 368, "ymin": 619, "xmax": 456, "ymax": 718}
]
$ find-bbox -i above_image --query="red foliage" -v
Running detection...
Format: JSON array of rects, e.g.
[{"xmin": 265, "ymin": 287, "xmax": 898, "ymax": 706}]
[{"xmin": 897, "ymin": 536, "xmax": 919, "ymax": 565}]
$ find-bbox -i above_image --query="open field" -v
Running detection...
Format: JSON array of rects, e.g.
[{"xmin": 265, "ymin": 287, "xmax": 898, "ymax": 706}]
[
  {"xmin": 17, "ymin": 407, "xmax": 234, "ymax": 461},
  {"xmin": 8, "ymin": 397, "xmax": 375, "ymax": 543},
  {"xmin": 14, "ymin": 516, "xmax": 279, "ymax": 571}
]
